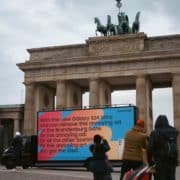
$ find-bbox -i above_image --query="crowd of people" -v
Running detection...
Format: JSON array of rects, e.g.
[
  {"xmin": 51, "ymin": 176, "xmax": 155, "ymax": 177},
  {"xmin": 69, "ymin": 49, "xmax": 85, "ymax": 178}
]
[{"xmin": 89, "ymin": 115, "xmax": 179, "ymax": 180}]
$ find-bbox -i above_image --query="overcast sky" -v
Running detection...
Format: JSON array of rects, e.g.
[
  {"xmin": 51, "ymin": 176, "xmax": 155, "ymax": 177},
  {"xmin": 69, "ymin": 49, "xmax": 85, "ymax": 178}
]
[{"xmin": 1, "ymin": 0, "xmax": 179, "ymax": 125}]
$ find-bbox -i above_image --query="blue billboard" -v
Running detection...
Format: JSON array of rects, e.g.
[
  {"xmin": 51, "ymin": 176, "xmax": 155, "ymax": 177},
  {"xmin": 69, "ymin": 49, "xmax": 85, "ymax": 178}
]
[{"xmin": 37, "ymin": 106, "xmax": 136, "ymax": 161}]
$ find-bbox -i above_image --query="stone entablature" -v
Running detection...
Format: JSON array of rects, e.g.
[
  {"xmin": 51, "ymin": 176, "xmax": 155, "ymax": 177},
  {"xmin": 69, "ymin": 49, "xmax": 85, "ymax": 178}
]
[
  {"xmin": 19, "ymin": 51, "xmax": 180, "ymax": 88},
  {"xmin": 0, "ymin": 104, "xmax": 24, "ymax": 137},
  {"xmin": 87, "ymin": 33, "xmax": 145, "ymax": 56},
  {"xmin": 0, "ymin": 104, "xmax": 24, "ymax": 120},
  {"xmin": 145, "ymin": 34, "xmax": 180, "ymax": 51},
  {"xmin": 22, "ymin": 33, "xmax": 180, "ymax": 62},
  {"xmin": 28, "ymin": 44, "xmax": 88, "ymax": 61},
  {"xmin": 18, "ymin": 33, "xmax": 180, "ymax": 81}
]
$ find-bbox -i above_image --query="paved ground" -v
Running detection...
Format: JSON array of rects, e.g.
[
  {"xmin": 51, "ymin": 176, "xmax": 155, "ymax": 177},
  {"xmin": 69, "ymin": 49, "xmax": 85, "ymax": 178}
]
[{"xmin": 0, "ymin": 165, "xmax": 180, "ymax": 180}]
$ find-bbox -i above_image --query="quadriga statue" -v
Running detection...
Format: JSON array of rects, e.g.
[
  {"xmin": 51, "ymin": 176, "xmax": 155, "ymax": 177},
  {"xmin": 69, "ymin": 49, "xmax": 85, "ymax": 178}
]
[{"xmin": 94, "ymin": 11, "xmax": 141, "ymax": 36}]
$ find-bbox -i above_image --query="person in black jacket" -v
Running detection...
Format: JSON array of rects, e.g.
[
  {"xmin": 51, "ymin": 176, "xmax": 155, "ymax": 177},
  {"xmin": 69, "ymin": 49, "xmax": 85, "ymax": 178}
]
[
  {"xmin": 147, "ymin": 115, "xmax": 179, "ymax": 180},
  {"xmin": 12, "ymin": 132, "xmax": 23, "ymax": 161},
  {"xmin": 89, "ymin": 134, "xmax": 111, "ymax": 180}
]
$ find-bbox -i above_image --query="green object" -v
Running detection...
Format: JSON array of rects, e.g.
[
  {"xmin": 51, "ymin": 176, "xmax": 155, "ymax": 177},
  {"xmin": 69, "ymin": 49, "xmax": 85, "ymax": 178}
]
[
  {"xmin": 117, "ymin": 12, "xmax": 131, "ymax": 34},
  {"xmin": 94, "ymin": 0, "xmax": 141, "ymax": 36},
  {"xmin": 107, "ymin": 15, "xmax": 116, "ymax": 35},
  {"xmin": 132, "ymin": 11, "xmax": 141, "ymax": 33},
  {"xmin": 94, "ymin": 17, "xmax": 107, "ymax": 36}
]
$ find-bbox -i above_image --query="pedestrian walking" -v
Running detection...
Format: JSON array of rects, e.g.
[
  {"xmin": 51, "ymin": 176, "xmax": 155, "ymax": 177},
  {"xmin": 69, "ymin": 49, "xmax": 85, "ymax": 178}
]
[
  {"xmin": 120, "ymin": 119, "xmax": 148, "ymax": 180},
  {"xmin": 147, "ymin": 115, "xmax": 179, "ymax": 180}
]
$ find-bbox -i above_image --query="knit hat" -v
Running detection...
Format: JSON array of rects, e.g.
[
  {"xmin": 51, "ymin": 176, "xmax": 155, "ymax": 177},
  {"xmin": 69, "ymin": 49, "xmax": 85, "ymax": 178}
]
[
  {"xmin": 94, "ymin": 134, "xmax": 102, "ymax": 144},
  {"xmin": 15, "ymin": 131, "xmax": 21, "ymax": 136},
  {"xmin": 136, "ymin": 119, "xmax": 145, "ymax": 128}
]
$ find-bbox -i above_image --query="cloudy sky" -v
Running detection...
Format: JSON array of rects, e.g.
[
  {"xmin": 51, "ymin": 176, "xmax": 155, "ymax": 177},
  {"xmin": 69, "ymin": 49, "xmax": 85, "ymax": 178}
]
[{"xmin": 1, "ymin": 0, "xmax": 179, "ymax": 125}]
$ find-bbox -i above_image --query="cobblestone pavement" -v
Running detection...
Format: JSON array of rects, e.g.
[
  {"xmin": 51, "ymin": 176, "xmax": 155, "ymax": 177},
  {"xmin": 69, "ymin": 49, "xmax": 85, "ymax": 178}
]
[{"xmin": 0, "ymin": 165, "xmax": 180, "ymax": 180}]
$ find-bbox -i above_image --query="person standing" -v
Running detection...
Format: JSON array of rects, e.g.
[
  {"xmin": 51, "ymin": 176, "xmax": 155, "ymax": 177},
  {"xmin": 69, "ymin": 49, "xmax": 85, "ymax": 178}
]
[
  {"xmin": 147, "ymin": 115, "xmax": 179, "ymax": 180},
  {"xmin": 12, "ymin": 131, "xmax": 23, "ymax": 161},
  {"xmin": 89, "ymin": 134, "xmax": 112, "ymax": 180},
  {"xmin": 120, "ymin": 119, "xmax": 147, "ymax": 180}
]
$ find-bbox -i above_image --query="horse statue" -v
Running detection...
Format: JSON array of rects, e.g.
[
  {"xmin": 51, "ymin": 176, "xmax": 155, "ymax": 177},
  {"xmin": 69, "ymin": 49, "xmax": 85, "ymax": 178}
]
[
  {"xmin": 106, "ymin": 15, "xmax": 116, "ymax": 35},
  {"xmin": 94, "ymin": 17, "xmax": 107, "ymax": 36},
  {"xmin": 132, "ymin": 11, "xmax": 140, "ymax": 33},
  {"xmin": 117, "ymin": 12, "xmax": 131, "ymax": 34}
]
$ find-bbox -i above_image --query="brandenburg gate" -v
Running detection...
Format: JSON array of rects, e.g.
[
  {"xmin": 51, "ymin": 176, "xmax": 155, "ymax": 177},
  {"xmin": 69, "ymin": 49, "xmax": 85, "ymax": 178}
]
[
  {"xmin": 17, "ymin": 33, "xmax": 180, "ymax": 139},
  {"xmin": 16, "ymin": 0, "xmax": 180, "ymax": 164}
]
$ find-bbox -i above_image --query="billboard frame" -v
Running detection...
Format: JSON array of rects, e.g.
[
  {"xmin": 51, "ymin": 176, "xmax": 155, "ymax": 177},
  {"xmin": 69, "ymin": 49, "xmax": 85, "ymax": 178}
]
[{"xmin": 36, "ymin": 105, "xmax": 137, "ymax": 167}]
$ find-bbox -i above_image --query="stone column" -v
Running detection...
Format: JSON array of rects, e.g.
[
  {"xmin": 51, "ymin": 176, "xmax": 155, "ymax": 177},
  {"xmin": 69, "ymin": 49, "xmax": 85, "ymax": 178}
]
[
  {"xmin": 136, "ymin": 75, "xmax": 153, "ymax": 134},
  {"xmin": 66, "ymin": 82, "xmax": 82, "ymax": 108},
  {"xmin": 13, "ymin": 119, "xmax": 19, "ymax": 136},
  {"xmin": 99, "ymin": 80, "xmax": 111, "ymax": 106},
  {"xmin": 35, "ymin": 84, "xmax": 55, "ymax": 111},
  {"xmin": 34, "ymin": 84, "xmax": 55, "ymax": 132},
  {"xmin": 24, "ymin": 83, "xmax": 35, "ymax": 135},
  {"xmin": 172, "ymin": 74, "xmax": 180, "ymax": 163},
  {"xmin": 89, "ymin": 78, "xmax": 100, "ymax": 107},
  {"xmin": 56, "ymin": 80, "xmax": 67, "ymax": 109}
]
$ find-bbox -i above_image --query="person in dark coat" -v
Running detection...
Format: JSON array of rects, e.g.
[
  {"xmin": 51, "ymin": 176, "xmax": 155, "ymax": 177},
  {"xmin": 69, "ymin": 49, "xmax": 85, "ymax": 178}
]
[
  {"xmin": 147, "ymin": 115, "xmax": 179, "ymax": 180},
  {"xmin": 12, "ymin": 132, "xmax": 23, "ymax": 160},
  {"xmin": 89, "ymin": 134, "xmax": 111, "ymax": 180}
]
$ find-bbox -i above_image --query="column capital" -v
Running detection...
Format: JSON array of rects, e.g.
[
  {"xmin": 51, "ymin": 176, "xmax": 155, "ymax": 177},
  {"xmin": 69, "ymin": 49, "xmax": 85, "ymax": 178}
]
[
  {"xmin": 56, "ymin": 80, "xmax": 66, "ymax": 84},
  {"xmin": 24, "ymin": 81, "xmax": 35, "ymax": 86},
  {"xmin": 136, "ymin": 74, "xmax": 150, "ymax": 79},
  {"xmin": 89, "ymin": 77, "xmax": 99, "ymax": 82},
  {"xmin": 172, "ymin": 73, "xmax": 180, "ymax": 78}
]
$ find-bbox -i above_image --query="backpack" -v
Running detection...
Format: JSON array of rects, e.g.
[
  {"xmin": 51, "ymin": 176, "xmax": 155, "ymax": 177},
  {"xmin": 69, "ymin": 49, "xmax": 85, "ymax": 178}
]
[{"xmin": 160, "ymin": 135, "xmax": 178, "ymax": 160}]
